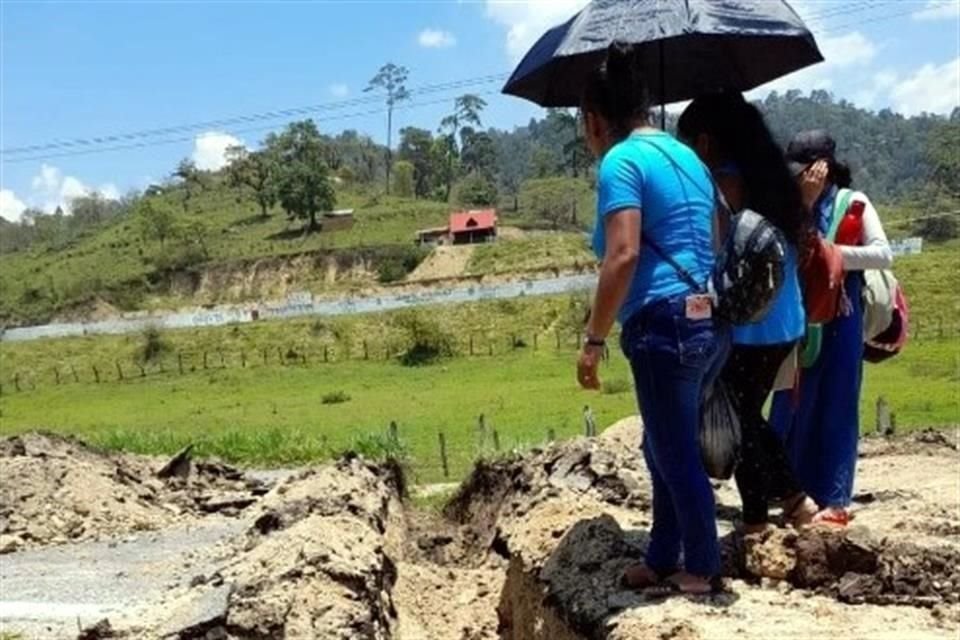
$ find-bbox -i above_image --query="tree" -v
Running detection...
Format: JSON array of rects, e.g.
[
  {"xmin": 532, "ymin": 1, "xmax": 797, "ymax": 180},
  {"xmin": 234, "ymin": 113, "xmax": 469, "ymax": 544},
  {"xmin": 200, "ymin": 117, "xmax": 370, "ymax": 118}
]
[
  {"xmin": 398, "ymin": 127, "xmax": 438, "ymax": 198},
  {"xmin": 273, "ymin": 120, "xmax": 336, "ymax": 231},
  {"xmin": 520, "ymin": 177, "xmax": 584, "ymax": 229},
  {"xmin": 392, "ymin": 161, "xmax": 416, "ymax": 198},
  {"xmin": 460, "ymin": 128, "xmax": 497, "ymax": 179},
  {"xmin": 547, "ymin": 110, "xmax": 590, "ymax": 178},
  {"xmin": 226, "ymin": 146, "xmax": 278, "ymax": 217},
  {"xmin": 365, "ymin": 63, "xmax": 410, "ymax": 194},
  {"xmin": 455, "ymin": 172, "xmax": 498, "ymax": 207},
  {"xmin": 173, "ymin": 159, "xmax": 202, "ymax": 212},
  {"xmin": 440, "ymin": 94, "xmax": 488, "ymax": 199},
  {"xmin": 926, "ymin": 119, "xmax": 960, "ymax": 197},
  {"xmin": 137, "ymin": 199, "xmax": 177, "ymax": 247}
]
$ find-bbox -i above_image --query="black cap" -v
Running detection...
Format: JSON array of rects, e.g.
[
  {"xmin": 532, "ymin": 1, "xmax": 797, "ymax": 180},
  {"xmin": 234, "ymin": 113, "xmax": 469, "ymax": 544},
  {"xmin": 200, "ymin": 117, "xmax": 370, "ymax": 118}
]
[{"xmin": 785, "ymin": 129, "xmax": 836, "ymax": 176}]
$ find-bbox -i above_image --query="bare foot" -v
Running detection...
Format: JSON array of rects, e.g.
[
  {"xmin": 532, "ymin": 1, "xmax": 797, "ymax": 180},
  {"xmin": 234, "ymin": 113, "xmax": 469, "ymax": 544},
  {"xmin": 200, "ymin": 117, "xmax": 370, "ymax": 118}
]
[
  {"xmin": 622, "ymin": 563, "xmax": 663, "ymax": 589},
  {"xmin": 811, "ymin": 507, "xmax": 850, "ymax": 527},
  {"xmin": 784, "ymin": 493, "xmax": 819, "ymax": 529}
]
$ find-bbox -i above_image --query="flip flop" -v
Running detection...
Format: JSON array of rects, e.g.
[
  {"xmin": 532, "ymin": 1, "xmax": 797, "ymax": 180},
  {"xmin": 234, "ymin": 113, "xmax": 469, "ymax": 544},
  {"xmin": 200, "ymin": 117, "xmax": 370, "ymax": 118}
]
[
  {"xmin": 811, "ymin": 508, "xmax": 850, "ymax": 527},
  {"xmin": 621, "ymin": 563, "xmax": 677, "ymax": 589},
  {"xmin": 643, "ymin": 574, "xmax": 728, "ymax": 599}
]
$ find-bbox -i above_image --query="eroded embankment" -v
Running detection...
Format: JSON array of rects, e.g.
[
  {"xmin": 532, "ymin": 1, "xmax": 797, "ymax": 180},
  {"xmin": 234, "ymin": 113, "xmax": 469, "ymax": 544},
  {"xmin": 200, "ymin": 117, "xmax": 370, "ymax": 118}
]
[{"xmin": 1, "ymin": 426, "xmax": 958, "ymax": 640}]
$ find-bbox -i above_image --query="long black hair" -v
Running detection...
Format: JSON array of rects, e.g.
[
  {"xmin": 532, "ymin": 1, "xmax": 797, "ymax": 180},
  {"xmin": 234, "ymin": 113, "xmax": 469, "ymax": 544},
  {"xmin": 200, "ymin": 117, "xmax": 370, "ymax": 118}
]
[
  {"xmin": 581, "ymin": 41, "xmax": 652, "ymax": 140},
  {"xmin": 678, "ymin": 91, "xmax": 804, "ymax": 244}
]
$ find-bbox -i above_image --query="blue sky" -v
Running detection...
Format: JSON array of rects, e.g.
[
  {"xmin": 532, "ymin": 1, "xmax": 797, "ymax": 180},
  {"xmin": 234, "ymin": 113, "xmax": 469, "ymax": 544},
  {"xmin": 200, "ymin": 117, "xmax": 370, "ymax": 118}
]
[{"xmin": 1, "ymin": 0, "xmax": 958, "ymax": 221}]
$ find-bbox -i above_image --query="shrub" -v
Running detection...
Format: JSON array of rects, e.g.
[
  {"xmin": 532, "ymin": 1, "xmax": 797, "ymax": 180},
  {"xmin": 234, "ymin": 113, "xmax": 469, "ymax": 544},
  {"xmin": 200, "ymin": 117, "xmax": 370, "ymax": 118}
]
[
  {"xmin": 376, "ymin": 246, "xmax": 428, "ymax": 284},
  {"xmin": 391, "ymin": 161, "xmax": 416, "ymax": 198},
  {"xmin": 321, "ymin": 390, "xmax": 351, "ymax": 405},
  {"xmin": 602, "ymin": 378, "xmax": 632, "ymax": 395},
  {"xmin": 913, "ymin": 214, "xmax": 958, "ymax": 242},
  {"xmin": 138, "ymin": 326, "xmax": 172, "ymax": 363},
  {"xmin": 391, "ymin": 310, "xmax": 456, "ymax": 366},
  {"xmin": 344, "ymin": 432, "xmax": 409, "ymax": 462}
]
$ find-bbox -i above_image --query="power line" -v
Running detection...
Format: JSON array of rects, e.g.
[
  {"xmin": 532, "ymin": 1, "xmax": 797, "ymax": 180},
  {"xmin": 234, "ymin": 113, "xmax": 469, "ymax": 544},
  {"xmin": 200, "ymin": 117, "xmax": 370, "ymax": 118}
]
[
  {"xmin": 1, "ymin": 73, "xmax": 508, "ymax": 157},
  {"xmin": 3, "ymin": 89, "xmax": 501, "ymax": 164}
]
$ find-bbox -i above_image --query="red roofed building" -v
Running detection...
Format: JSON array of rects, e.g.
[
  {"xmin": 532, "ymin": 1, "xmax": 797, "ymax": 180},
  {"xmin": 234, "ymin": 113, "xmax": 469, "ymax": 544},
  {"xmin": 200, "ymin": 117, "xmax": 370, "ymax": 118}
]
[
  {"xmin": 449, "ymin": 209, "xmax": 497, "ymax": 245},
  {"xmin": 416, "ymin": 209, "xmax": 498, "ymax": 247}
]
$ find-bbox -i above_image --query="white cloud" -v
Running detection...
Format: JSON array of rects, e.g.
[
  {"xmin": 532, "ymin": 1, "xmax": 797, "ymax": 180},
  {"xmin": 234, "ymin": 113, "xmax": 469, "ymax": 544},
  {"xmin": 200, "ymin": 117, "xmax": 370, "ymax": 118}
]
[
  {"xmin": 329, "ymin": 83, "xmax": 349, "ymax": 98},
  {"xmin": 913, "ymin": 0, "xmax": 960, "ymax": 21},
  {"xmin": 484, "ymin": 0, "xmax": 587, "ymax": 61},
  {"xmin": 0, "ymin": 189, "xmax": 27, "ymax": 222},
  {"xmin": 15, "ymin": 164, "xmax": 122, "ymax": 216},
  {"xmin": 890, "ymin": 57, "xmax": 960, "ymax": 116},
  {"xmin": 418, "ymin": 28, "xmax": 457, "ymax": 49},
  {"xmin": 0, "ymin": 161, "xmax": 128, "ymax": 223},
  {"xmin": 191, "ymin": 131, "xmax": 244, "ymax": 171}
]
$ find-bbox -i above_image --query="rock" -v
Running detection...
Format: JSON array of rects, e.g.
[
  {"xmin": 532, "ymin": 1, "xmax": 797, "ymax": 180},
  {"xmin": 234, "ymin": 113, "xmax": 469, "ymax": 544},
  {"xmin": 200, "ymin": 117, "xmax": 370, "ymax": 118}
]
[
  {"xmin": 76, "ymin": 618, "xmax": 115, "ymax": 640},
  {"xmin": 743, "ymin": 528, "xmax": 797, "ymax": 580},
  {"xmin": 198, "ymin": 492, "xmax": 257, "ymax": 513},
  {"xmin": 0, "ymin": 534, "xmax": 21, "ymax": 554},
  {"xmin": 157, "ymin": 444, "xmax": 194, "ymax": 479},
  {"xmin": 157, "ymin": 585, "xmax": 232, "ymax": 638}
]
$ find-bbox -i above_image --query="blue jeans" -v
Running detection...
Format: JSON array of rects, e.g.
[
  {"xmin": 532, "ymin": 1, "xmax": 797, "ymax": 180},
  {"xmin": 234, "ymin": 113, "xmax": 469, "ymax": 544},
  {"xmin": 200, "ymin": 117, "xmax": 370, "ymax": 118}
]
[
  {"xmin": 621, "ymin": 294, "xmax": 728, "ymax": 577},
  {"xmin": 770, "ymin": 274, "xmax": 864, "ymax": 508}
]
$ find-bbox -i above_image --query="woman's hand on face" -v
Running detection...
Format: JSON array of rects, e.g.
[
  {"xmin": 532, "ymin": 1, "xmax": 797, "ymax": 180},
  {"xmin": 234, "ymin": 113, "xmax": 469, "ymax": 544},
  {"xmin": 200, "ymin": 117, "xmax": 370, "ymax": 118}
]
[
  {"xmin": 577, "ymin": 344, "xmax": 603, "ymax": 390},
  {"xmin": 799, "ymin": 159, "xmax": 829, "ymax": 212}
]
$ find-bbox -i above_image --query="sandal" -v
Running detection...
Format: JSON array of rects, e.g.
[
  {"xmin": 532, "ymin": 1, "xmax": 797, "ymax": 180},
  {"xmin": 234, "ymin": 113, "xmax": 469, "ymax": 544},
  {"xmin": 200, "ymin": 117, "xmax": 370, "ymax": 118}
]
[
  {"xmin": 811, "ymin": 507, "xmax": 850, "ymax": 527},
  {"xmin": 643, "ymin": 573, "xmax": 728, "ymax": 598},
  {"xmin": 783, "ymin": 493, "xmax": 819, "ymax": 529}
]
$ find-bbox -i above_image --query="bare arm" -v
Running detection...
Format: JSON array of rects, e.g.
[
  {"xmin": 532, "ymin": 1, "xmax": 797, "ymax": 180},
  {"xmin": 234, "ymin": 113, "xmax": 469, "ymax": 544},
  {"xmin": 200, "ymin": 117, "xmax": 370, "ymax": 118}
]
[{"xmin": 586, "ymin": 209, "xmax": 641, "ymax": 341}]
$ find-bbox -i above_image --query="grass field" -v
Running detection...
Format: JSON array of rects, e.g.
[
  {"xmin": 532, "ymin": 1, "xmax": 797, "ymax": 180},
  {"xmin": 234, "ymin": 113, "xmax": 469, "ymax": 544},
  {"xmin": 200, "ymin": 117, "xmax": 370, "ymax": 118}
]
[{"xmin": 1, "ymin": 297, "xmax": 956, "ymax": 482}]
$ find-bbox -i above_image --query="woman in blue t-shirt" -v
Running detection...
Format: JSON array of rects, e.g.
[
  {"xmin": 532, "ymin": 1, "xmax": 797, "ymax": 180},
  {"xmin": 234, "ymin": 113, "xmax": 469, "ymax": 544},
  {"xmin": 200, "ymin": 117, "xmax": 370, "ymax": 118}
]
[
  {"xmin": 677, "ymin": 92, "xmax": 818, "ymax": 534},
  {"xmin": 576, "ymin": 43, "xmax": 727, "ymax": 596}
]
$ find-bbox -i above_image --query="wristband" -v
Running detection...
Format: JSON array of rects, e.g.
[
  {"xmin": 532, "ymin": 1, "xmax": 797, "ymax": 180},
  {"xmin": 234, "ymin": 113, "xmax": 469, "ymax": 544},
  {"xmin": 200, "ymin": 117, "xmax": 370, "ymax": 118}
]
[{"xmin": 584, "ymin": 336, "xmax": 606, "ymax": 348}]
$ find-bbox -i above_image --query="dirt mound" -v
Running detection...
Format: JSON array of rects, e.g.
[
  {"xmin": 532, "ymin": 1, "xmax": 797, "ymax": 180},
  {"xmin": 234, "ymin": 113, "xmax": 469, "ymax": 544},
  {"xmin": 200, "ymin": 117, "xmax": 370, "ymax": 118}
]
[
  {"xmin": 406, "ymin": 245, "xmax": 475, "ymax": 282},
  {"xmin": 0, "ymin": 433, "xmax": 266, "ymax": 553}
]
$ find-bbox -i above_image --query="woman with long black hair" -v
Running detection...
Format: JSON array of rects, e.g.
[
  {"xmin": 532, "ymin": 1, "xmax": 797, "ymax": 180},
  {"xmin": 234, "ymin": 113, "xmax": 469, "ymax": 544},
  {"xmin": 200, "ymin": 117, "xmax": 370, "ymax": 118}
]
[
  {"xmin": 677, "ymin": 92, "xmax": 819, "ymax": 534},
  {"xmin": 576, "ymin": 43, "xmax": 727, "ymax": 595}
]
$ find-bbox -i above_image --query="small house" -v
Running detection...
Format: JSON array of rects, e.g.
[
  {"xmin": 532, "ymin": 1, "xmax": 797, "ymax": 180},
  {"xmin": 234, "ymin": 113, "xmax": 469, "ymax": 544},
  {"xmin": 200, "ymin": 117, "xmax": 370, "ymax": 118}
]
[
  {"xmin": 450, "ymin": 209, "xmax": 497, "ymax": 245},
  {"xmin": 415, "ymin": 209, "xmax": 498, "ymax": 247},
  {"xmin": 321, "ymin": 209, "xmax": 355, "ymax": 232}
]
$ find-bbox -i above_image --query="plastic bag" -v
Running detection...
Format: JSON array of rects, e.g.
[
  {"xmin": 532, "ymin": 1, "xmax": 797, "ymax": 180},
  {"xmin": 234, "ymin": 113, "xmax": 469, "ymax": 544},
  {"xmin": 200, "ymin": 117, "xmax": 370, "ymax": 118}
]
[{"xmin": 699, "ymin": 380, "xmax": 741, "ymax": 479}]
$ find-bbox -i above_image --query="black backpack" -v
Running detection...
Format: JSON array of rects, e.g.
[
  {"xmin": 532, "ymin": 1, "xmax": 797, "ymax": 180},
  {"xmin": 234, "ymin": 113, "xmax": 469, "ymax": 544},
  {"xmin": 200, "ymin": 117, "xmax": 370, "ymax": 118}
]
[{"xmin": 636, "ymin": 138, "xmax": 786, "ymax": 325}]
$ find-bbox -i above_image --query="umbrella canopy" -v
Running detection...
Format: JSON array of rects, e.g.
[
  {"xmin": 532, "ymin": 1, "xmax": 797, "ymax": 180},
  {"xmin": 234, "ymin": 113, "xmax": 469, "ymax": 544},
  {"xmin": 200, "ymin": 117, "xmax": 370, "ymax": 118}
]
[{"xmin": 503, "ymin": 0, "xmax": 823, "ymax": 108}]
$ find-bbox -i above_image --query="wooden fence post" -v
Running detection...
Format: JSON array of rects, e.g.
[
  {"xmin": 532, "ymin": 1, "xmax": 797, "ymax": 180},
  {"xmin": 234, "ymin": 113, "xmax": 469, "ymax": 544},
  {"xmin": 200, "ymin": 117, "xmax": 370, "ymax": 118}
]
[
  {"xmin": 203, "ymin": 351, "xmax": 209, "ymax": 369},
  {"xmin": 159, "ymin": 359, "xmax": 165, "ymax": 374},
  {"xmin": 92, "ymin": 365, "xmax": 100, "ymax": 384},
  {"xmin": 241, "ymin": 351, "xmax": 247, "ymax": 368},
  {"xmin": 263, "ymin": 348, "xmax": 269, "ymax": 366},
  {"xmin": 556, "ymin": 331, "xmax": 562, "ymax": 349},
  {"xmin": 178, "ymin": 353, "xmax": 184, "ymax": 375},
  {"xmin": 219, "ymin": 351, "xmax": 226, "ymax": 368},
  {"xmin": 54, "ymin": 367, "xmax": 61, "ymax": 385},
  {"xmin": 70, "ymin": 365, "xmax": 79, "ymax": 383},
  {"xmin": 547, "ymin": 427, "xmax": 557, "ymax": 442},
  {"xmin": 492, "ymin": 429, "xmax": 501, "ymax": 453},
  {"xmin": 488, "ymin": 342, "xmax": 494, "ymax": 356},
  {"xmin": 533, "ymin": 333, "xmax": 538, "ymax": 350},
  {"xmin": 938, "ymin": 317, "xmax": 944, "ymax": 338},
  {"xmin": 470, "ymin": 335, "xmax": 475, "ymax": 356},
  {"xmin": 875, "ymin": 396, "xmax": 890, "ymax": 436},
  {"xmin": 584, "ymin": 405, "xmax": 597, "ymax": 437},
  {"xmin": 324, "ymin": 345, "xmax": 329, "ymax": 363},
  {"xmin": 13, "ymin": 373, "xmax": 21, "ymax": 392},
  {"xmin": 438, "ymin": 431, "xmax": 450, "ymax": 479},
  {"xmin": 389, "ymin": 421, "xmax": 399, "ymax": 445},
  {"xmin": 477, "ymin": 413, "xmax": 488, "ymax": 451},
  {"xmin": 301, "ymin": 352, "xmax": 307, "ymax": 365},
  {"xmin": 278, "ymin": 347, "xmax": 284, "ymax": 365},
  {"xmin": 115, "ymin": 361, "xmax": 124, "ymax": 381},
  {"xmin": 137, "ymin": 362, "xmax": 146, "ymax": 378}
]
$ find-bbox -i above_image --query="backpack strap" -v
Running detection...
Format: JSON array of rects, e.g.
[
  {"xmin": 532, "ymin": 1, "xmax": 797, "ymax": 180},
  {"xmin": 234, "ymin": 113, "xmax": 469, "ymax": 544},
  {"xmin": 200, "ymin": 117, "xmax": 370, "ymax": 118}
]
[
  {"xmin": 826, "ymin": 188, "xmax": 852, "ymax": 242},
  {"xmin": 629, "ymin": 136, "xmax": 722, "ymax": 294}
]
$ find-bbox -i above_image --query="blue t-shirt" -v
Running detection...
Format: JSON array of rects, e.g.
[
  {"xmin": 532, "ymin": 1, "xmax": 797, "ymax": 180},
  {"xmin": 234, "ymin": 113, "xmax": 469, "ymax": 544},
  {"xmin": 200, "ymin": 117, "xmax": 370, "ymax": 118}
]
[
  {"xmin": 592, "ymin": 131, "xmax": 715, "ymax": 324},
  {"xmin": 732, "ymin": 243, "xmax": 806, "ymax": 345}
]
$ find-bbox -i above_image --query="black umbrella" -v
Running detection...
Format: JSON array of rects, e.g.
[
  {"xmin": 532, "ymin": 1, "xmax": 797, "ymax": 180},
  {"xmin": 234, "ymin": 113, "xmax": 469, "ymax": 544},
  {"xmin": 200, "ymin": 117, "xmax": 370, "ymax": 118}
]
[{"xmin": 503, "ymin": 0, "xmax": 823, "ymax": 113}]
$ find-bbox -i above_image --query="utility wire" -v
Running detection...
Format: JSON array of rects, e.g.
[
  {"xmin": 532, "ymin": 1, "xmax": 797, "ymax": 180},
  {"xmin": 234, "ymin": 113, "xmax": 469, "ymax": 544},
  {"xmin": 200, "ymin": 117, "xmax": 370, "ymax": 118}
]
[
  {"xmin": 1, "ymin": 73, "xmax": 508, "ymax": 156},
  {"xmin": 3, "ymin": 90, "xmax": 501, "ymax": 164}
]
